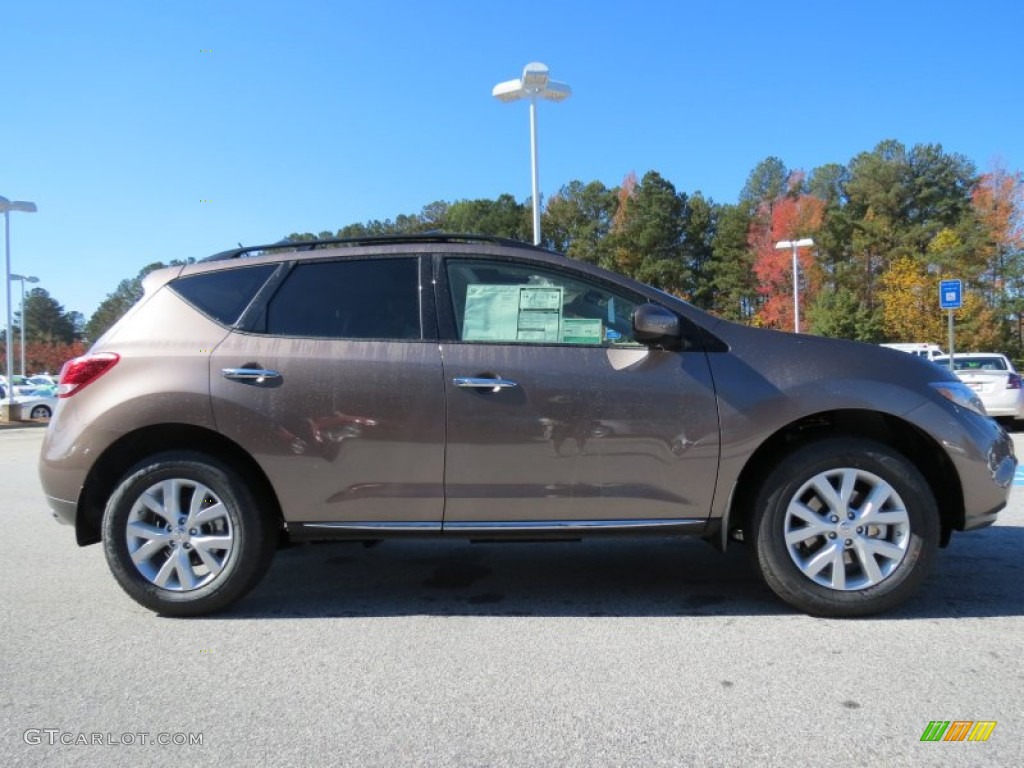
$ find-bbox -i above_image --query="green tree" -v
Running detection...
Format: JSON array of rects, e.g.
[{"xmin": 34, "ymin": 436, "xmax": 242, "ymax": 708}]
[
  {"xmin": 443, "ymin": 194, "xmax": 529, "ymax": 239},
  {"xmin": 844, "ymin": 139, "xmax": 910, "ymax": 301},
  {"xmin": 904, "ymin": 144, "xmax": 977, "ymax": 247},
  {"xmin": 807, "ymin": 287, "xmax": 881, "ymax": 341},
  {"xmin": 419, "ymin": 201, "xmax": 450, "ymax": 230},
  {"xmin": 837, "ymin": 140, "xmax": 981, "ymax": 330},
  {"xmin": 807, "ymin": 163, "xmax": 848, "ymax": 205},
  {"xmin": 740, "ymin": 157, "xmax": 789, "ymax": 206},
  {"xmin": 66, "ymin": 311, "xmax": 85, "ymax": 340},
  {"xmin": 681, "ymin": 192, "xmax": 717, "ymax": 310},
  {"xmin": 847, "ymin": 141, "xmax": 978, "ymax": 265},
  {"xmin": 806, "ymin": 162, "xmax": 862, "ymax": 326},
  {"xmin": 22, "ymin": 288, "xmax": 76, "ymax": 344},
  {"xmin": 608, "ymin": 171, "xmax": 688, "ymax": 295},
  {"xmin": 542, "ymin": 180, "xmax": 617, "ymax": 265},
  {"xmin": 707, "ymin": 202, "xmax": 757, "ymax": 320}
]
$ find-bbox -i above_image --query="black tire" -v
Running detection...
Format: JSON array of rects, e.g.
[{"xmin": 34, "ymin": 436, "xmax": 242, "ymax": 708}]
[
  {"xmin": 750, "ymin": 437, "xmax": 939, "ymax": 617},
  {"xmin": 31, "ymin": 405, "xmax": 51, "ymax": 419},
  {"xmin": 102, "ymin": 451, "xmax": 276, "ymax": 616}
]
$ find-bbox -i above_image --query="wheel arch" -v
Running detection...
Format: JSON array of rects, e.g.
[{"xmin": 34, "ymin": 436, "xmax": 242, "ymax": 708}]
[
  {"xmin": 721, "ymin": 409, "xmax": 963, "ymax": 550},
  {"xmin": 76, "ymin": 424, "xmax": 283, "ymax": 547}
]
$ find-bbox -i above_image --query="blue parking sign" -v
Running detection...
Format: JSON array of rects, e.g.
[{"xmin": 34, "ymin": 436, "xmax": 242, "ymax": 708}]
[{"xmin": 940, "ymin": 279, "xmax": 962, "ymax": 310}]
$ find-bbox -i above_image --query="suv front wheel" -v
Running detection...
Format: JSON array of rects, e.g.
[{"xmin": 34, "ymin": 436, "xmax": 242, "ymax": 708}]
[
  {"xmin": 750, "ymin": 438, "xmax": 939, "ymax": 617},
  {"xmin": 102, "ymin": 452, "xmax": 276, "ymax": 616}
]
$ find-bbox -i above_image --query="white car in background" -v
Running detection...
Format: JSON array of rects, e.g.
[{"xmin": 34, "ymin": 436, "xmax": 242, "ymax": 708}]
[
  {"xmin": 932, "ymin": 353, "xmax": 1024, "ymax": 420},
  {"xmin": 880, "ymin": 342, "xmax": 945, "ymax": 361},
  {"xmin": 0, "ymin": 383, "xmax": 57, "ymax": 419}
]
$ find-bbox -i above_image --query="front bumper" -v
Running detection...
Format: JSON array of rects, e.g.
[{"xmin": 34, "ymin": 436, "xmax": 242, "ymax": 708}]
[{"xmin": 954, "ymin": 412, "xmax": 1016, "ymax": 529}]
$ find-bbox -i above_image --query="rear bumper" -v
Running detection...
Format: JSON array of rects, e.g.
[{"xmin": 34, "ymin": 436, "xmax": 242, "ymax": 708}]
[
  {"xmin": 981, "ymin": 403, "xmax": 1023, "ymax": 418},
  {"xmin": 979, "ymin": 390, "xmax": 1024, "ymax": 418},
  {"xmin": 44, "ymin": 495, "xmax": 77, "ymax": 526}
]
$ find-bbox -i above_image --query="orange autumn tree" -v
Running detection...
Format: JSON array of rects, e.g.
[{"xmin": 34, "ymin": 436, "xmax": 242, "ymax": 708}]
[
  {"xmin": 972, "ymin": 164, "xmax": 1024, "ymax": 345},
  {"xmin": 750, "ymin": 180, "xmax": 826, "ymax": 330},
  {"xmin": 973, "ymin": 163, "xmax": 1024, "ymax": 280},
  {"xmin": 609, "ymin": 171, "xmax": 639, "ymax": 275}
]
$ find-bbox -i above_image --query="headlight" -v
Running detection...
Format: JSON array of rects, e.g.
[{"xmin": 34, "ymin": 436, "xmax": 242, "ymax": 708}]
[{"xmin": 931, "ymin": 381, "xmax": 988, "ymax": 417}]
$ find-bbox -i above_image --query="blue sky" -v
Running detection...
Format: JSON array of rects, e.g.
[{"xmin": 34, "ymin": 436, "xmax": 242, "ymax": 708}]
[{"xmin": 3, "ymin": 0, "xmax": 1022, "ymax": 321}]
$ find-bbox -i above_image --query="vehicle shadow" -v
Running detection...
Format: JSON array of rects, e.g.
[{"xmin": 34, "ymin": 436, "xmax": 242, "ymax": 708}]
[{"xmin": 217, "ymin": 523, "xmax": 1024, "ymax": 620}]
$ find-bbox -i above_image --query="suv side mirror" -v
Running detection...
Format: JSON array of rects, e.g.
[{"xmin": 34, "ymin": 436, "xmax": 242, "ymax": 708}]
[{"xmin": 633, "ymin": 303, "xmax": 681, "ymax": 342}]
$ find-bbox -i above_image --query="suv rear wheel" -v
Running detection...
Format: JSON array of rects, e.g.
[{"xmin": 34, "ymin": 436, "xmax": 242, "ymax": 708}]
[
  {"xmin": 750, "ymin": 438, "xmax": 939, "ymax": 617},
  {"xmin": 102, "ymin": 452, "xmax": 276, "ymax": 616}
]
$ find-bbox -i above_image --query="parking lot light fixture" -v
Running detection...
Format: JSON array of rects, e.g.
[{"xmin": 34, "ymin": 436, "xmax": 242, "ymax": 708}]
[
  {"xmin": 1, "ymin": 196, "xmax": 38, "ymax": 407},
  {"xmin": 493, "ymin": 63, "xmax": 571, "ymax": 246},
  {"xmin": 11, "ymin": 274, "xmax": 40, "ymax": 376},
  {"xmin": 774, "ymin": 238, "xmax": 815, "ymax": 333}
]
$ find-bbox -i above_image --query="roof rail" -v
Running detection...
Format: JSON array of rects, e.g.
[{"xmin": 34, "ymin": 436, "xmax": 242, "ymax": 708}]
[{"xmin": 202, "ymin": 233, "xmax": 550, "ymax": 262}]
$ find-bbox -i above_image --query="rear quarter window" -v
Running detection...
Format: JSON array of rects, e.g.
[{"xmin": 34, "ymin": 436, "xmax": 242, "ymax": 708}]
[{"xmin": 170, "ymin": 265, "xmax": 277, "ymax": 326}]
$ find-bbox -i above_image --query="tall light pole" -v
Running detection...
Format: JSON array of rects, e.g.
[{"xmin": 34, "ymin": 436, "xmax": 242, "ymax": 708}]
[
  {"xmin": 774, "ymin": 238, "xmax": 815, "ymax": 333},
  {"xmin": 11, "ymin": 274, "xmax": 39, "ymax": 375},
  {"xmin": 1, "ymin": 196, "xmax": 38, "ymax": 410},
  {"xmin": 493, "ymin": 62, "xmax": 571, "ymax": 245}
]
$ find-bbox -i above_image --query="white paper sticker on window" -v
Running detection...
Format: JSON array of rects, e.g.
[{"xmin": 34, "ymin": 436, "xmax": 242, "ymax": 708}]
[{"xmin": 463, "ymin": 285, "xmax": 563, "ymax": 342}]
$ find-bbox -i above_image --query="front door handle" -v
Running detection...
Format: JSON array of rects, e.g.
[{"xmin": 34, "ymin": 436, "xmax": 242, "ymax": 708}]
[
  {"xmin": 222, "ymin": 368, "xmax": 282, "ymax": 385},
  {"xmin": 454, "ymin": 376, "xmax": 519, "ymax": 392}
]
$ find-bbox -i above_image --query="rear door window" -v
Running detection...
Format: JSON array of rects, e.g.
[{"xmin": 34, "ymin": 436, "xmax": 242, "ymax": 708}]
[{"xmin": 264, "ymin": 258, "xmax": 421, "ymax": 340}]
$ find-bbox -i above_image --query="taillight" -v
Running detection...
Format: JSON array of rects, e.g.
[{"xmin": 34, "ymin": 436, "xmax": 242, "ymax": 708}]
[
  {"xmin": 1007, "ymin": 373, "xmax": 1022, "ymax": 390},
  {"xmin": 58, "ymin": 352, "xmax": 120, "ymax": 398}
]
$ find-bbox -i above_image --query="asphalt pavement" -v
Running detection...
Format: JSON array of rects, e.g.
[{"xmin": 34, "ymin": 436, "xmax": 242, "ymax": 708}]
[{"xmin": 1, "ymin": 427, "xmax": 1022, "ymax": 767}]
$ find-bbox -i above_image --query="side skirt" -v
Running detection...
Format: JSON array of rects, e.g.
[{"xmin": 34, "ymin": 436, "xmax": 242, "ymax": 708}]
[{"xmin": 287, "ymin": 518, "xmax": 709, "ymax": 543}]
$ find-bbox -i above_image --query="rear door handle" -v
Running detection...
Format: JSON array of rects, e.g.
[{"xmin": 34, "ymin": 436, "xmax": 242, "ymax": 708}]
[
  {"xmin": 453, "ymin": 377, "xmax": 518, "ymax": 392},
  {"xmin": 222, "ymin": 368, "xmax": 282, "ymax": 385}
]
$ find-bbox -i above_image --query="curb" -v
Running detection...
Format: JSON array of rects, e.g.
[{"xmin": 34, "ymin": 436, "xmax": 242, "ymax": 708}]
[{"xmin": 0, "ymin": 421, "xmax": 49, "ymax": 432}]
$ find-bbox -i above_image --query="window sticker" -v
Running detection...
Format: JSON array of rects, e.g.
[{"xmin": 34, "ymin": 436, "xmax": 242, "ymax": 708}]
[
  {"xmin": 463, "ymin": 285, "xmax": 563, "ymax": 342},
  {"xmin": 462, "ymin": 285, "xmax": 520, "ymax": 341},
  {"xmin": 515, "ymin": 286, "xmax": 562, "ymax": 341},
  {"xmin": 561, "ymin": 318, "xmax": 604, "ymax": 344}
]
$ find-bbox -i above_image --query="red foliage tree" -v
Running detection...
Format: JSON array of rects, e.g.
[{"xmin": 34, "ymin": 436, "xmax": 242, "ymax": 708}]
[
  {"xmin": 0, "ymin": 341, "xmax": 87, "ymax": 377},
  {"xmin": 749, "ymin": 179, "xmax": 826, "ymax": 330}
]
